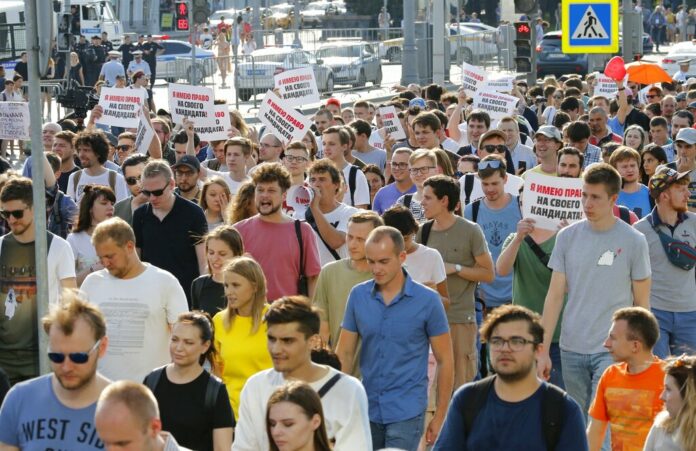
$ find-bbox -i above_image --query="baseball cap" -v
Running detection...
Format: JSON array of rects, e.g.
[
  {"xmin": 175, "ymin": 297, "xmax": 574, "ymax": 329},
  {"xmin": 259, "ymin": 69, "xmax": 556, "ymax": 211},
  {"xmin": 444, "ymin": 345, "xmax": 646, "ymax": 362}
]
[
  {"xmin": 676, "ymin": 92, "xmax": 687, "ymax": 102},
  {"xmin": 534, "ymin": 125, "xmax": 562, "ymax": 142},
  {"xmin": 326, "ymin": 98, "xmax": 341, "ymax": 108},
  {"xmin": 675, "ymin": 127, "xmax": 696, "ymax": 145},
  {"xmin": 686, "ymin": 77, "xmax": 696, "ymax": 88},
  {"xmin": 688, "ymin": 101, "xmax": 696, "ymax": 109},
  {"xmin": 108, "ymin": 50, "xmax": 120, "ymax": 57},
  {"xmin": 171, "ymin": 155, "xmax": 201, "ymax": 172},
  {"xmin": 409, "ymin": 97, "xmax": 427, "ymax": 109},
  {"xmin": 649, "ymin": 166, "xmax": 692, "ymax": 198}
]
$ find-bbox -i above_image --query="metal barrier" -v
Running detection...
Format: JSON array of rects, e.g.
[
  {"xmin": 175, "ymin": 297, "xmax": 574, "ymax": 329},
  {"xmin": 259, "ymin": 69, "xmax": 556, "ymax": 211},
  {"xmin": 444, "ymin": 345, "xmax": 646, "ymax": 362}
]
[
  {"xmin": 0, "ymin": 23, "xmax": 26, "ymax": 62},
  {"xmin": 173, "ymin": 56, "xmax": 218, "ymax": 85}
]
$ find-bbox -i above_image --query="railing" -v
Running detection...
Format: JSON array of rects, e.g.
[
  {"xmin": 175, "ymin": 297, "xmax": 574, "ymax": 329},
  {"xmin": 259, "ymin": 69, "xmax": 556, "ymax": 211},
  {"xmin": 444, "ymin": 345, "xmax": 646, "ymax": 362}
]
[{"xmin": 0, "ymin": 23, "xmax": 26, "ymax": 62}]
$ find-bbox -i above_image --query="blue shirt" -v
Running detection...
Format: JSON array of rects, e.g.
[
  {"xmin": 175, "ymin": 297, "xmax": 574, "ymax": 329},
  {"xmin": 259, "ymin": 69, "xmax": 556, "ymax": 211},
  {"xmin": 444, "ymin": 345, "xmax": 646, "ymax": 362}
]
[
  {"xmin": 464, "ymin": 195, "xmax": 522, "ymax": 306},
  {"xmin": 372, "ymin": 182, "xmax": 416, "ymax": 214},
  {"xmin": 662, "ymin": 143, "xmax": 676, "ymax": 163},
  {"xmin": 127, "ymin": 59, "xmax": 151, "ymax": 76},
  {"xmin": 582, "ymin": 143, "xmax": 602, "ymax": 168},
  {"xmin": 434, "ymin": 381, "xmax": 588, "ymax": 451},
  {"xmin": 342, "ymin": 271, "xmax": 449, "ymax": 423},
  {"xmin": 607, "ymin": 116, "xmax": 624, "ymax": 137},
  {"xmin": 0, "ymin": 374, "xmax": 104, "ymax": 450},
  {"xmin": 99, "ymin": 60, "xmax": 125, "ymax": 86},
  {"xmin": 617, "ymin": 184, "xmax": 652, "ymax": 219}
]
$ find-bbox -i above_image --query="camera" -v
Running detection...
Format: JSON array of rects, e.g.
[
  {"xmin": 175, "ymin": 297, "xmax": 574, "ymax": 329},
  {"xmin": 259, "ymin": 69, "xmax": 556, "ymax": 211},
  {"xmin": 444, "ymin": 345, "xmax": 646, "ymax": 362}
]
[{"xmin": 56, "ymin": 86, "xmax": 99, "ymax": 119}]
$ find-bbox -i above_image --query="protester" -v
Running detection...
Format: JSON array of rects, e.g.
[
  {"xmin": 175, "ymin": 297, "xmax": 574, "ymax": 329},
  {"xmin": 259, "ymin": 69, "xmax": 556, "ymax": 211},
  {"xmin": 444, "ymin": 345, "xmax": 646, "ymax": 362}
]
[
  {"xmin": 200, "ymin": 177, "xmax": 231, "ymax": 231},
  {"xmin": 227, "ymin": 181, "xmax": 256, "ymax": 224},
  {"xmin": 113, "ymin": 154, "xmax": 149, "ymax": 225},
  {"xmin": 363, "ymin": 164, "xmax": 385, "ymax": 209},
  {"xmin": 394, "ymin": 149, "xmax": 440, "ymax": 223},
  {"xmin": 640, "ymin": 144, "xmax": 669, "ymax": 186},
  {"xmin": 322, "ymin": 126, "xmax": 370, "ymax": 208}
]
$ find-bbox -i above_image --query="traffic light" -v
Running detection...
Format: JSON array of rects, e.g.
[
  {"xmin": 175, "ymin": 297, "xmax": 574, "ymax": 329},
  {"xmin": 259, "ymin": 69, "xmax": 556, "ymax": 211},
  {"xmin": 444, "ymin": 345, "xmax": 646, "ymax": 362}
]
[
  {"xmin": 192, "ymin": 0, "xmax": 210, "ymax": 25},
  {"xmin": 175, "ymin": 2, "xmax": 189, "ymax": 31},
  {"xmin": 514, "ymin": 21, "xmax": 532, "ymax": 74},
  {"xmin": 514, "ymin": 0, "xmax": 538, "ymax": 14}
]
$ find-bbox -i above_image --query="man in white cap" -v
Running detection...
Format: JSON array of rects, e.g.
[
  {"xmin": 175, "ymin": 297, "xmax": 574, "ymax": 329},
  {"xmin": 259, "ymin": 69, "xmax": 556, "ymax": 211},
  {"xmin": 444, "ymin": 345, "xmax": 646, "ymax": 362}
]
[
  {"xmin": 673, "ymin": 59, "xmax": 691, "ymax": 83},
  {"xmin": 127, "ymin": 50, "xmax": 151, "ymax": 79},
  {"xmin": 99, "ymin": 50, "xmax": 126, "ymax": 87},
  {"xmin": 664, "ymin": 127, "xmax": 696, "ymax": 212}
]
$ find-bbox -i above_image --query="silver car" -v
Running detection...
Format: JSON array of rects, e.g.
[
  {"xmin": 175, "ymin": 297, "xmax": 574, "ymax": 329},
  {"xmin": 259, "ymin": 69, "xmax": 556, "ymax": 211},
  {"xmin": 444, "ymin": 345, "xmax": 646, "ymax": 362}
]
[
  {"xmin": 234, "ymin": 48, "xmax": 334, "ymax": 102},
  {"xmin": 315, "ymin": 42, "xmax": 382, "ymax": 87}
]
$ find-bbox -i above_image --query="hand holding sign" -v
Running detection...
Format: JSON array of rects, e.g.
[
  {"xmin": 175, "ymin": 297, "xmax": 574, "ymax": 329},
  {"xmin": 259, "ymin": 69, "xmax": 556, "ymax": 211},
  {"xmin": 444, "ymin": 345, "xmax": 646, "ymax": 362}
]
[
  {"xmin": 378, "ymin": 106, "xmax": 407, "ymax": 141},
  {"xmin": 522, "ymin": 172, "xmax": 584, "ymax": 231},
  {"xmin": 274, "ymin": 67, "xmax": 320, "ymax": 107},
  {"xmin": 96, "ymin": 87, "xmax": 144, "ymax": 128},
  {"xmin": 258, "ymin": 90, "xmax": 312, "ymax": 144}
]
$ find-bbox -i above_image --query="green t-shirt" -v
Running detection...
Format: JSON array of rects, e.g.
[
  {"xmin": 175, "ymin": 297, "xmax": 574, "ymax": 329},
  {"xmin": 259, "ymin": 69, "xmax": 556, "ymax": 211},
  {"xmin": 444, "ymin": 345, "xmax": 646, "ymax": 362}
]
[{"xmin": 502, "ymin": 232, "xmax": 564, "ymax": 342}]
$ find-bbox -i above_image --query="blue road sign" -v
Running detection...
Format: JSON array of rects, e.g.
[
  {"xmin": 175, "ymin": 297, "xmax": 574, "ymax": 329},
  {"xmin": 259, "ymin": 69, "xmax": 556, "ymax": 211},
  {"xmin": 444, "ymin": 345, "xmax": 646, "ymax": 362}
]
[{"xmin": 562, "ymin": 0, "xmax": 619, "ymax": 53}]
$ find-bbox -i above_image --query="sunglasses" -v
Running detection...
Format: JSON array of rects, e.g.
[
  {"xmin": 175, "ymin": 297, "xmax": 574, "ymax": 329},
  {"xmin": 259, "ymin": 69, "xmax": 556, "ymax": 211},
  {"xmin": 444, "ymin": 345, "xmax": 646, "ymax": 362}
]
[
  {"xmin": 141, "ymin": 184, "xmax": 169, "ymax": 197},
  {"xmin": 117, "ymin": 144, "xmax": 133, "ymax": 152},
  {"xmin": 479, "ymin": 159, "xmax": 503, "ymax": 170},
  {"xmin": 482, "ymin": 144, "xmax": 507, "ymax": 154},
  {"xmin": 48, "ymin": 339, "xmax": 101, "ymax": 364},
  {"xmin": 125, "ymin": 175, "xmax": 141, "ymax": 186},
  {"xmin": 646, "ymin": 94, "xmax": 659, "ymax": 99},
  {"xmin": 0, "ymin": 207, "xmax": 28, "ymax": 220}
]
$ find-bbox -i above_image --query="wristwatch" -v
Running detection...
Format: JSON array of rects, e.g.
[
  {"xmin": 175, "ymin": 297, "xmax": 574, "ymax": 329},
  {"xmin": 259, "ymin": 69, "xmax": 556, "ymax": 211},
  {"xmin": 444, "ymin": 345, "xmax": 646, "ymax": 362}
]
[{"xmin": 454, "ymin": 264, "xmax": 463, "ymax": 273}]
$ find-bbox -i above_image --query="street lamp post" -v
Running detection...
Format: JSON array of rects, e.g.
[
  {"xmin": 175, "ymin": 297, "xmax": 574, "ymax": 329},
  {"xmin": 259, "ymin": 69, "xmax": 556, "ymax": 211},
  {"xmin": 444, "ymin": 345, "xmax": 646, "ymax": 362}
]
[
  {"xmin": 294, "ymin": 0, "xmax": 302, "ymax": 48},
  {"xmin": 401, "ymin": 0, "xmax": 418, "ymax": 84}
]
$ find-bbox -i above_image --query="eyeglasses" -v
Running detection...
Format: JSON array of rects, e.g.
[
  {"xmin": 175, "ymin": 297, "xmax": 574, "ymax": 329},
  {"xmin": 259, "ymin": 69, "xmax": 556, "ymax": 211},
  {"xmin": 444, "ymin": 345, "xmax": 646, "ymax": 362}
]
[
  {"xmin": 48, "ymin": 339, "xmax": 101, "ymax": 364},
  {"xmin": 482, "ymin": 144, "xmax": 507, "ymax": 154},
  {"xmin": 488, "ymin": 336, "xmax": 537, "ymax": 351},
  {"xmin": 141, "ymin": 184, "xmax": 169, "ymax": 197},
  {"xmin": 479, "ymin": 159, "xmax": 503, "ymax": 170},
  {"xmin": 0, "ymin": 207, "xmax": 28, "ymax": 220},
  {"xmin": 390, "ymin": 162, "xmax": 409, "ymax": 170},
  {"xmin": 646, "ymin": 94, "xmax": 659, "ymax": 99},
  {"xmin": 409, "ymin": 166, "xmax": 436, "ymax": 175},
  {"xmin": 284, "ymin": 155, "xmax": 308, "ymax": 163},
  {"xmin": 117, "ymin": 144, "xmax": 133, "ymax": 152},
  {"xmin": 125, "ymin": 175, "xmax": 141, "ymax": 186}
]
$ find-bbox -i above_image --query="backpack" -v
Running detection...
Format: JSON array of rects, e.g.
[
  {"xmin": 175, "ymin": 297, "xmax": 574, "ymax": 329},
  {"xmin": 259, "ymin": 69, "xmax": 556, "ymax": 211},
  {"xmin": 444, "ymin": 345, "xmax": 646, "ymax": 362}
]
[
  {"xmin": 144, "ymin": 366, "xmax": 223, "ymax": 415},
  {"xmin": 72, "ymin": 170, "xmax": 117, "ymax": 198},
  {"xmin": 403, "ymin": 193, "xmax": 413, "ymax": 208},
  {"xmin": 462, "ymin": 173, "xmax": 476, "ymax": 205},
  {"xmin": 617, "ymin": 205, "xmax": 631, "ymax": 224},
  {"xmin": 347, "ymin": 165, "xmax": 358, "ymax": 206},
  {"xmin": 463, "ymin": 376, "xmax": 565, "ymax": 450}
]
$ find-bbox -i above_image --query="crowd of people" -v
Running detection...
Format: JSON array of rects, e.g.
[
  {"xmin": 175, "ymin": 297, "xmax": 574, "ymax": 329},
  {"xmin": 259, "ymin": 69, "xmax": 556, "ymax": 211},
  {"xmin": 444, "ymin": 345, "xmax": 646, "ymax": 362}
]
[{"xmin": 0, "ymin": 60, "xmax": 695, "ymax": 451}]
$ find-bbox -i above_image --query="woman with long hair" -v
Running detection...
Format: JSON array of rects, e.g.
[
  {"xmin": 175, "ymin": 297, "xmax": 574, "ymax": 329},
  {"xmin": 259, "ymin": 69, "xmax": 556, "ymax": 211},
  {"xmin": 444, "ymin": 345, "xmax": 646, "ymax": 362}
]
[
  {"xmin": 623, "ymin": 125, "xmax": 649, "ymax": 152},
  {"xmin": 362, "ymin": 164, "xmax": 385, "ymax": 210},
  {"xmin": 144, "ymin": 311, "xmax": 234, "ymax": 451},
  {"xmin": 227, "ymin": 181, "xmax": 256, "ymax": 224},
  {"xmin": 266, "ymin": 381, "xmax": 332, "ymax": 451},
  {"xmin": 213, "ymin": 256, "xmax": 273, "ymax": 417},
  {"xmin": 201, "ymin": 177, "xmax": 231, "ymax": 230},
  {"xmin": 640, "ymin": 144, "xmax": 668, "ymax": 186},
  {"xmin": 68, "ymin": 51, "xmax": 84, "ymax": 85},
  {"xmin": 302, "ymin": 132, "xmax": 319, "ymax": 161},
  {"xmin": 644, "ymin": 355, "xmax": 696, "ymax": 450},
  {"xmin": 192, "ymin": 225, "xmax": 244, "ymax": 316},
  {"xmin": 67, "ymin": 184, "xmax": 115, "ymax": 285}
]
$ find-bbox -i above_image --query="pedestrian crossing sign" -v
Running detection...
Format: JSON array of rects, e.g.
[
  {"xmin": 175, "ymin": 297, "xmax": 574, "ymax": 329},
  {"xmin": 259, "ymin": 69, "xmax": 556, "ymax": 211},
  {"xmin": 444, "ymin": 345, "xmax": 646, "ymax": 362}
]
[{"xmin": 561, "ymin": 0, "xmax": 619, "ymax": 53}]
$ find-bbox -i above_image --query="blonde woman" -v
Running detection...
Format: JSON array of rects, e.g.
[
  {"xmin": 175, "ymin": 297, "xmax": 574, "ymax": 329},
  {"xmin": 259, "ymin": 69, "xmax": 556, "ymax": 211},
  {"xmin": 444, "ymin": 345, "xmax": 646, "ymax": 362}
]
[
  {"xmin": 68, "ymin": 51, "xmax": 84, "ymax": 85},
  {"xmin": 215, "ymin": 32, "xmax": 231, "ymax": 88},
  {"xmin": 213, "ymin": 256, "xmax": 273, "ymax": 417}
]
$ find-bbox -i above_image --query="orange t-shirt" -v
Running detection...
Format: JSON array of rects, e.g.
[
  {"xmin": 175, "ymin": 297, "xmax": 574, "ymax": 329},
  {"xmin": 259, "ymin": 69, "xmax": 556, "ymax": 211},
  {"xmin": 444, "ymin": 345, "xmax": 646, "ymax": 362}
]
[{"xmin": 589, "ymin": 357, "xmax": 665, "ymax": 451}]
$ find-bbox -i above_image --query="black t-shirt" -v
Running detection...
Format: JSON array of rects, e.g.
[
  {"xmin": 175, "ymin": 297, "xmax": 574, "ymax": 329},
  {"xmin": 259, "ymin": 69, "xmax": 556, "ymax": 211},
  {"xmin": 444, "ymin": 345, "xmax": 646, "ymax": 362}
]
[
  {"xmin": 58, "ymin": 166, "xmax": 81, "ymax": 194},
  {"xmin": 151, "ymin": 369, "xmax": 235, "ymax": 451},
  {"xmin": 625, "ymin": 107, "xmax": 650, "ymax": 132},
  {"xmin": 133, "ymin": 194, "xmax": 207, "ymax": 307},
  {"xmin": 142, "ymin": 41, "xmax": 164, "ymax": 66},
  {"xmin": 13, "ymin": 61, "xmax": 28, "ymax": 81},
  {"xmin": 191, "ymin": 275, "xmax": 226, "ymax": 316}
]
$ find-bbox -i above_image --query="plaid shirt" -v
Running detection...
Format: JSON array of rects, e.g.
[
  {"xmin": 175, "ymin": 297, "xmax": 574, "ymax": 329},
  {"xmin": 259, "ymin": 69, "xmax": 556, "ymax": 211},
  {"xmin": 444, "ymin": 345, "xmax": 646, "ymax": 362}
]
[{"xmin": 582, "ymin": 143, "xmax": 602, "ymax": 168}]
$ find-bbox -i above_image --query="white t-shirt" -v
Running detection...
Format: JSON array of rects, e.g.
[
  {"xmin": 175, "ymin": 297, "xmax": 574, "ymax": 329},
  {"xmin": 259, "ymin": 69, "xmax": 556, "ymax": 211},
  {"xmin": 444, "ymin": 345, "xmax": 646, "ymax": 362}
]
[
  {"xmin": 206, "ymin": 168, "xmax": 249, "ymax": 196},
  {"xmin": 0, "ymin": 234, "xmax": 76, "ymax": 307},
  {"xmin": 342, "ymin": 164, "xmax": 370, "ymax": 207},
  {"xmin": 294, "ymin": 203, "xmax": 358, "ymax": 266},
  {"xmin": 66, "ymin": 231, "xmax": 97, "ymax": 274},
  {"xmin": 66, "ymin": 169, "xmax": 130, "ymax": 203},
  {"xmin": 404, "ymin": 244, "xmax": 447, "ymax": 285},
  {"xmin": 459, "ymin": 172, "xmax": 524, "ymax": 205},
  {"xmin": 81, "ymin": 264, "xmax": 188, "ymax": 382},
  {"xmin": 368, "ymin": 129, "xmax": 385, "ymax": 151},
  {"xmin": 233, "ymin": 367, "xmax": 372, "ymax": 451},
  {"xmin": 441, "ymin": 137, "xmax": 460, "ymax": 153}
]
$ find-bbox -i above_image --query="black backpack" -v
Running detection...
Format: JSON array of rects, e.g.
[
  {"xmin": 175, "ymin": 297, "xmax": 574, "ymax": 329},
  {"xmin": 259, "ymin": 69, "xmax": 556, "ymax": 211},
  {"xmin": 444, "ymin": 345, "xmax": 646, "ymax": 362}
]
[
  {"xmin": 144, "ymin": 366, "xmax": 223, "ymax": 415},
  {"xmin": 462, "ymin": 376, "xmax": 565, "ymax": 450}
]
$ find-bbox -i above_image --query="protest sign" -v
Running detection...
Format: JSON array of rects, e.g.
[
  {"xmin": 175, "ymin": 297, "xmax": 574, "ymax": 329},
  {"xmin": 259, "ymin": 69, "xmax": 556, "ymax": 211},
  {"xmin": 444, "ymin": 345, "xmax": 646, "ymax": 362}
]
[
  {"xmin": 195, "ymin": 104, "xmax": 230, "ymax": 142},
  {"xmin": 287, "ymin": 185, "xmax": 313, "ymax": 217},
  {"xmin": 482, "ymin": 75, "xmax": 515, "ymax": 93},
  {"xmin": 378, "ymin": 105, "xmax": 407, "ymax": 141},
  {"xmin": 168, "ymin": 83, "xmax": 216, "ymax": 124},
  {"xmin": 0, "ymin": 102, "xmax": 30, "ymax": 140},
  {"xmin": 522, "ymin": 172, "xmax": 584, "ymax": 231},
  {"xmin": 472, "ymin": 90, "xmax": 518, "ymax": 121},
  {"xmin": 258, "ymin": 90, "xmax": 312, "ymax": 144},
  {"xmin": 134, "ymin": 109, "xmax": 155, "ymax": 154},
  {"xmin": 594, "ymin": 74, "xmax": 628, "ymax": 99},
  {"xmin": 274, "ymin": 67, "xmax": 320, "ymax": 107},
  {"xmin": 461, "ymin": 62, "xmax": 487, "ymax": 97},
  {"xmin": 96, "ymin": 87, "xmax": 145, "ymax": 128}
]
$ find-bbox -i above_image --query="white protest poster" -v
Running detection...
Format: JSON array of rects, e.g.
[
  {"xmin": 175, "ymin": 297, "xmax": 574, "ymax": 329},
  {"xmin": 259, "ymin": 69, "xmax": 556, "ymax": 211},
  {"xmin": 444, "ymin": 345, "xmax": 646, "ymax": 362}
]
[
  {"xmin": 482, "ymin": 75, "xmax": 515, "ymax": 93},
  {"xmin": 461, "ymin": 62, "xmax": 487, "ymax": 97},
  {"xmin": 594, "ymin": 74, "xmax": 629, "ymax": 100},
  {"xmin": 134, "ymin": 110, "xmax": 155, "ymax": 154},
  {"xmin": 0, "ymin": 102, "xmax": 30, "ymax": 140},
  {"xmin": 168, "ymin": 83, "xmax": 216, "ymax": 125},
  {"xmin": 522, "ymin": 172, "xmax": 584, "ymax": 231},
  {"xmin": 258, "ymin": 90, "xmax": 312, "ymax": 144},
  {"xmin": 96, "ymin": 87, "xmax": 145, "ymax": 128},
  {"xmin": 195, "ymin": 104, "xmax": 231, "ymax": 141},
  {"xmin": 378, "ymin": 105, "xmax": 407, "ymax": 141},
  {"xmin": 472, "ymin": 90, "xmax": 518, "ymax": 120},
  {"xmin": 274, "ymin": 67, "xmax": 320, "ymax": 107}
]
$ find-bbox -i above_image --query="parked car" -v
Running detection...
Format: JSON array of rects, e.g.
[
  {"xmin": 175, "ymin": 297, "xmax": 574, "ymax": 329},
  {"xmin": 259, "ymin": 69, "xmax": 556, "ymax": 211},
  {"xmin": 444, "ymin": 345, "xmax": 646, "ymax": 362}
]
[
  {"xmin": 157, "ymin": 40, "xmax": 217, "ymax": 84},
  {"xmin": 300, "ymin": 1, "xmax": 342, "ymax": 28},
  {"xmin": 536, "ymin": 31, "xmax": 589, "ymax": 77},
  {"xmin": 265, "ymin": 4, "xmax": 295, "ymax": 29},
  {"xmin": 208, "ymin": 8, "xmax": 238, "ymax": 28},
  {"xmin": 234, "ymin": 48, "xmax": 334, "ymax": 102},
  {"xmin": 316, "ymin": 41, "xmax": 382, "ymax": 87},
  {"xmin": 661, "ymin": 41, "xmax": 696, "ymax": 77}
]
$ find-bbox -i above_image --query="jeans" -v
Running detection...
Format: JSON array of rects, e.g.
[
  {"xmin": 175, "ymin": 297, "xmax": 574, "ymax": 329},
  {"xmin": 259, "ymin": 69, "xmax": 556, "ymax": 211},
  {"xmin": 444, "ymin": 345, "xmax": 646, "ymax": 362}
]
[
  {"xmin": 652, "ymin": 308, "xmax": 696, "ymax": 359},
  {"xmin": 561, "ymin": 349, "xmax": 613, "ymax": 450},
  {"xmin": 370, "ymin": 413, "xmax": 425, "ymax": 451},
  {"xmin": 548, "ymin": 343, "xmax": 565, "ymax": 389}
]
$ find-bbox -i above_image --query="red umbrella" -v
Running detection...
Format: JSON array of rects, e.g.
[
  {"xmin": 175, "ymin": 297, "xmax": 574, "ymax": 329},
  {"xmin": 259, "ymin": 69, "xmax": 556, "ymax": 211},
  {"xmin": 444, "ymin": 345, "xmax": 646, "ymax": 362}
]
[{"xmin": 625, "ymin": 61, "xmax": 673, "ymax": 85}]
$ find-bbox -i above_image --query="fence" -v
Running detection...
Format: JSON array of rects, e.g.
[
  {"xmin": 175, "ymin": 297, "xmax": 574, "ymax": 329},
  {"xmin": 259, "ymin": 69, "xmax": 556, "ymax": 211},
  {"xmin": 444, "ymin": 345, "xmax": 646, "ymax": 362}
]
[{"xmin": 0, "ymin": 23, "xmax": 26, "ymax": 63}]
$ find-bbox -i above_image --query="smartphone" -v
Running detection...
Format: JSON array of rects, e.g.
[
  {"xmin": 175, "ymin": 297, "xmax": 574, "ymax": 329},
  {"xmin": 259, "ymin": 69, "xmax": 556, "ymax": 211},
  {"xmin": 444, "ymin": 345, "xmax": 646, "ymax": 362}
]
[{"xmin": 518, "ymin": 161, "xmax": 527, "ymax": 175}]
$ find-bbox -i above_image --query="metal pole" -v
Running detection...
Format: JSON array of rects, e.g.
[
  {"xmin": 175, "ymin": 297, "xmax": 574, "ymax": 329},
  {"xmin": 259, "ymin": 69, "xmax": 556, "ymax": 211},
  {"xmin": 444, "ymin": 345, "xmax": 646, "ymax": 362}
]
[
  {"xmin": 383, "ymin": 0, "xmax": 388, "ymax": 39},
  {"xmin": 682, "ymin": 0, "xmax": 688, "ymax": 42},
  {"xmin": 527, "ymin": 14, "xmax": 537, "ymax": 88},
  {"xmin": 401, "ymin": 0, "xmax": 418, "ymax": 84},
  {"xmin": 25, "ymin": 0, "xmax": 50, "ymax": 376},
  {"xmin": 189, "ymin": 1, "xmax": 197, "ymax": 85},
  {"xmin": 433, "ymin": 0, "xmax": 445, "ymax": 84},
  {"xmin": 622, "ymin": 0, "xmax": 633, "ymax": 60},
  {"xmin": 253, "ymin": 0, "xmax": 263, "ymax": 49},
  {"xmin": 293, "ymin": 0, "xmax": 302, "ymax": 47}
]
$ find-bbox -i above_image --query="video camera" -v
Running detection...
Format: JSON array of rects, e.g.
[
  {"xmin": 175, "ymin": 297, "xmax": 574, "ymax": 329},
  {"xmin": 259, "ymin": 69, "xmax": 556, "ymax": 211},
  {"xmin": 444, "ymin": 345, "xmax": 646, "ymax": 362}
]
[{"xmin": 56, "ymin": 85, "xmax": 99, "ymax": 119}]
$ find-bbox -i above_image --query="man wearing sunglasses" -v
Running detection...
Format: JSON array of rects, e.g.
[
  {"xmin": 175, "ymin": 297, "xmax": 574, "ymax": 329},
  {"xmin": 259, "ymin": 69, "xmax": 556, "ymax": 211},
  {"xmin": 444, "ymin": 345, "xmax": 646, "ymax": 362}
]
[
  {"xmin": 114, "ymin": 154, "xmax": 149, "ymax": 226},
  {"xmin": 116, "ymin": 132, "xmax": 136, "ymax": 164},
  {"xmin": 0, "ymin": 177, "xmax": 77, "ymax": 385},
  {"xmin": 0, "ymin": 294, "xmax": 110, "ymax": 450}
]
